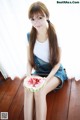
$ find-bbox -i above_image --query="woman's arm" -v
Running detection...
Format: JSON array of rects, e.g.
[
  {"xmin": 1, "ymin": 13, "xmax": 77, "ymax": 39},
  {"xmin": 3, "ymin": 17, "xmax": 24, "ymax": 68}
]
[
  {"xmin": 45, "ymin": 47, "xmax": 61, "ymax": 82},
  {"xmin": 46, "ymin": 62, "xmax": 60, "ymax": 82}
]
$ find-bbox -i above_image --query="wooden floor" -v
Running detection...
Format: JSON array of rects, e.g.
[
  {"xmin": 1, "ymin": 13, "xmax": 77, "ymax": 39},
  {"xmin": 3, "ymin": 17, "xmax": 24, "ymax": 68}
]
[{"xmin": 0, "ymin": 72, "xmax": 80, "ymax": 120}]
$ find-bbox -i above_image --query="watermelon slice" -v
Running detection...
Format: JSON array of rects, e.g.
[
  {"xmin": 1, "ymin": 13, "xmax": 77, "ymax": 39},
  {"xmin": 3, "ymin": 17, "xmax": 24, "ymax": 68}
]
[{"xmin": 23, "ymin": 76, "xmax": 46, "ymax": 92}]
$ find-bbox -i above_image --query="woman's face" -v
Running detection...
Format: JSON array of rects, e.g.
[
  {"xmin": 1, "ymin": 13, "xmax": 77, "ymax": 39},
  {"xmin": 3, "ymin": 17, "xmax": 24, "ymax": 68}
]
[{"xmin": 30, "ymin": 13, "xmax": 48, "ymax": 31}]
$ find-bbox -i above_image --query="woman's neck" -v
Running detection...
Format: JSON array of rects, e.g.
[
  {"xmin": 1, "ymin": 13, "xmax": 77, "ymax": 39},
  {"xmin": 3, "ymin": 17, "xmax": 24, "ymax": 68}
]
[{"xmin": 37, "ymin": 28, "xmax": 48, "ymax": 42}]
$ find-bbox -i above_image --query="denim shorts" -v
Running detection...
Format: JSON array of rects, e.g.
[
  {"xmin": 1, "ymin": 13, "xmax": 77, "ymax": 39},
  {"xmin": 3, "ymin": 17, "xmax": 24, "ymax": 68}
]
[{"xmin": 32, "ymin": 55, "xmax": 68, "ymax": 90}]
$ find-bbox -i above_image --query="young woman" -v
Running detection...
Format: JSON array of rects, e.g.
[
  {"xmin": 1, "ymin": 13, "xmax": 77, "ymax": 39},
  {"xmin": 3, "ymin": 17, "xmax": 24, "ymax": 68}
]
[{"xmin": 24, "ymin": 1, "xmax": 68, "ymax": 120}]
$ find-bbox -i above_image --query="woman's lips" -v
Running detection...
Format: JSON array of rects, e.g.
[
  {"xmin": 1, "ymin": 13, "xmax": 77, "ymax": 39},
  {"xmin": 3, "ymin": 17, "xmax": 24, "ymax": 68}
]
[{"xmin": 36, "ymin": 25, "xmax": 42, "ymax": 28}]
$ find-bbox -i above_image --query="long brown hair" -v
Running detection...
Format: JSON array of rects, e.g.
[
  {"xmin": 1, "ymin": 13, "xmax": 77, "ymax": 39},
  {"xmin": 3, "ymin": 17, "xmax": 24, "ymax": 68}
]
[{"xmin": 28, "ymin": 1, "xmax": 60, "ymax": 68}]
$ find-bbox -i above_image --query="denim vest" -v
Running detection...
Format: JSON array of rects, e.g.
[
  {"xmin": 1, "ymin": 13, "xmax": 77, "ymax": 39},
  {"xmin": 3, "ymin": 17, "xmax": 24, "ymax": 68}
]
[{"xmin": 26, "ymin": 33, "xmax": 67, "ymax": 78}]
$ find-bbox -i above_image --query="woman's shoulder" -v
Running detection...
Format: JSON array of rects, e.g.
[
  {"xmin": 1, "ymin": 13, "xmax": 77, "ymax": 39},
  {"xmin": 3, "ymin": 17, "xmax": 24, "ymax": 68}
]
[
  {"xmin": 27, "ymin": 32, "xmax": 30, "ymax": 42},
  {"xmin": 58, "ymin": 46, "xmax": 61, "ymax": 55}
]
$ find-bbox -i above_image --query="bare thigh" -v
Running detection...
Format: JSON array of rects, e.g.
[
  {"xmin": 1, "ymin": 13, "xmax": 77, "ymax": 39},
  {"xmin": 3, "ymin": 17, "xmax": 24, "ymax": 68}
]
[{"xmin": 39, "ymin": 76, "xmax": 61, "ymax": 95}]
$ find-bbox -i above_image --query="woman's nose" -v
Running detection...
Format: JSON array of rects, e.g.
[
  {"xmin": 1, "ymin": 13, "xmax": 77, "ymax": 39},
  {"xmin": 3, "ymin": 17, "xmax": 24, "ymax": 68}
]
[
  {"xmin": 34, "ymin": 20, "xmax": 40, "ymax": 26},
  {"xmin": 34, "ymin": 19, "xmax": 39, "ymax": 24}
]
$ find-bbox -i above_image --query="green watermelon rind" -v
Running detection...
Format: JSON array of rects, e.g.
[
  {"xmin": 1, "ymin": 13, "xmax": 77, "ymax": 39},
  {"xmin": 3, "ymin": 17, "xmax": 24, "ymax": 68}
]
[{"xmin": 23, "ymin": 78, "xmax": 46, "ymax": 92}]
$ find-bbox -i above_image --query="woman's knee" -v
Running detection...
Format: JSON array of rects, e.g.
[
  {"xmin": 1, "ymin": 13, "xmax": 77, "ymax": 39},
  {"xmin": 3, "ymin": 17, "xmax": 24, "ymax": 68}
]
[
  {"xmin": 24, "ymin": 88, "xmax": 33, "ymax": 98},
  {"xmin": 34, "ymin": 90, "xmax": 46, "ymax": 102}
]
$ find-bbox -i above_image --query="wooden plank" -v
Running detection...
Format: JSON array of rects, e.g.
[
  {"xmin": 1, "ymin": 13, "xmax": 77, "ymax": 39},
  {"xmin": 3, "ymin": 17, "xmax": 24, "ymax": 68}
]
[
  {"xmin": 8, "ymin": 80, "xmax": 24, "ymax": 120},
  {"xmin": 47, "ymin": 80, "xmax": 72, "ymax": 120},
  {"xmin": 0, "ymin": 72, "xmax": 4, "ymax": 81},
  {"xmin": 19, "ymin": 106, "xmax": 24, "ymax": 120},
  {"xmin": 68, "ymin": 80, "xmax": 80, "ymax": 120},
  {"xmin": 47, "ymin": 91, "xmax": 55, "ymax": 120},
  {"xmin": 0, "ymin": 78, "xmax": 21, "ymax": 112},
  {"xmin": 0, "ymin": 78, "xmax": 12, "ymax": 102},
  {"xmin": 0, "ymin": 77, "xmax": 73, "ymax": 120}
]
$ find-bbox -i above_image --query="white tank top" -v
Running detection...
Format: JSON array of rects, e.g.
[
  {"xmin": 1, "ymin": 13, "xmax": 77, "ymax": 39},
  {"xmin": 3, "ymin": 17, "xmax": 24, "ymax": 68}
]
[{"xmin": 33, "ymin": 39, "xmax": 50, "ymax": 62}]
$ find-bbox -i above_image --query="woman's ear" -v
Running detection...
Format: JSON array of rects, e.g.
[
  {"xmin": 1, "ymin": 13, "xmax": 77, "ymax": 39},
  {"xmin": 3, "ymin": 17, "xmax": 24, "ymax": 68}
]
[
  {"xmin": 46, "ymin": 19, "xmax": 50, "ymax": 23},
  {"xmin": 46, "ymin": 17, "xmax": 49, "ymax": 21}
]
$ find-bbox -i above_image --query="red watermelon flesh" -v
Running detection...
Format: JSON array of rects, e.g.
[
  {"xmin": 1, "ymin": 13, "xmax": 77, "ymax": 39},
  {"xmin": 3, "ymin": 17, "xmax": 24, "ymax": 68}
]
[
  {"xmin": 23, "ymin": 76, "xmax": 46, "ymax": 92},
  {"xmin": 28, "ymin": 78, "xmax": 41, "ymax": 87}
]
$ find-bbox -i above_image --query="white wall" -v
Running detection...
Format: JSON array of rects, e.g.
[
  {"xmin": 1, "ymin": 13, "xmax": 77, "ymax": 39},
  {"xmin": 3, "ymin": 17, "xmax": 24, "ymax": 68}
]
[{"xmin": 0, "ymin": 0, "xmax": 80, "ymax": 80}]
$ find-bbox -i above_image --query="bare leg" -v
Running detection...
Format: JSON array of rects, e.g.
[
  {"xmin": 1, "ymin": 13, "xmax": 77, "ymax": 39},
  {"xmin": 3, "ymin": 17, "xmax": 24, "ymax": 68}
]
[
  {"xmin": 24, "ymin": 88, "xmax": 34, "ymax": 120},
  {"xmin": 34, "ymin": 76, "xmax": 61, "ymax": 120},
  {"xmin": 34, "ymin": 92, "xmax": 47, "ymax": 120}
]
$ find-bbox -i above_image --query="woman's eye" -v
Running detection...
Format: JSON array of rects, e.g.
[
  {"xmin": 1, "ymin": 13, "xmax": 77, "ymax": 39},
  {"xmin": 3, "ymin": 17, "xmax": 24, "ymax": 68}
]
[
  {"xmin": 39, "ymin": 17, "xmax": 42, "ymax": 19},
  {"xmin": 31, "ymin": 18, "xmax": 34, "ymax": 21}
]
